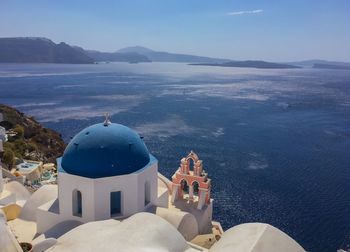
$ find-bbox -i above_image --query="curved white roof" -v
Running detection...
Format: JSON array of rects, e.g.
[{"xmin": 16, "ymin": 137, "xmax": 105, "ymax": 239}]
[
  {"xmin": 156, "ymin": 207, "xmax": 199, "ymax": 241},
  {"xmin": 19, "ymin": 185, "xmax": 57, "ymax": 221},
  {"xmin": 7, "ymin": 185, "xmax": 58, "ymax": 243},
  {"xmin": 210, "ymin": 223, "xmax": 305, "ymax": 252},
  {"xmin": 33, "ymin": 220, "xmax": 83, "ymax": 244},
  {"xmin": 47, "ymin": 212, "xmax": 195, "ymax": 252},
  {"xmin": 4, "ymin": 181, "xmax": 31, "ymax": 206}
]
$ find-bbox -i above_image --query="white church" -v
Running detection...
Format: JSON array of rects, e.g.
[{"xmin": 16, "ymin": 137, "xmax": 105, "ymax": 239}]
[{"xmin": 0, "ymin": 116, "xmax": 306, "ymax": 252}]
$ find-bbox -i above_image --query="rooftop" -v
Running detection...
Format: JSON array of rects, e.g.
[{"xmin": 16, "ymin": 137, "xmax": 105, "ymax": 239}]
[{"xmin": 60, "ymin": 121, "xmax": 151, "ymax": 178}]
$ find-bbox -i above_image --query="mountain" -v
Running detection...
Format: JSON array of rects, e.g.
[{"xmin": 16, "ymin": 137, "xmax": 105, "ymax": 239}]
[
  {"xmin": 118, "ymin": 46, "xmax": 154, "ymax": 55},
  {"xmin": 313, "ymin": 63, "xmax": 350, "ymax": 70},
  {"xmin": 286, "ymin": 60, "xmax": 350, "ymax": 68},
  {"xmin": 3, "ymin": 38, "xmax": 348, "ymax": 67},
  {"xmin": 117, "ymin": 46, "xmax": 230, "ymax": 63},
  {"xmin": 83, "ymin": 50, "xmax": 151, "ymax": 63},
  {"xmin": 190, "ymin": 60, "xmax": 301, "ymax": 69},
  {"xmin": 0, "ymin": 37, "xmax": 94, "ymax": 64}
]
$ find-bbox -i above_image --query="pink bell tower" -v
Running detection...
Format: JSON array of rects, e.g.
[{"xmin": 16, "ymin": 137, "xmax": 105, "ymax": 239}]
[{"xmin": 171, "ymin": 151, "xmax": 211, "ymax": 210}]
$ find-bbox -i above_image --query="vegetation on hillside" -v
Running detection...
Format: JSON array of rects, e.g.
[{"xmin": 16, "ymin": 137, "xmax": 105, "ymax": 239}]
[{"xmin": 0, "ymin": 104, "xmax": 66, "ymax": 168}]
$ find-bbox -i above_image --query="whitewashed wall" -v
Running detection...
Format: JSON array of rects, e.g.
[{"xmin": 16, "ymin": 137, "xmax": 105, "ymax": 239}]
[{"xmin": 37, "ymin": 159, "xmax": 159, "ymax": 234}]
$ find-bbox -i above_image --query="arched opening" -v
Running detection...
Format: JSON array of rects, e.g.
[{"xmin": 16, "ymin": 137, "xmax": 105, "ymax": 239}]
[
  {"xmin": 72, "ymin": 189, "xmax": 82, "ymax": 217},
  {"xmin": 187, "ymin": 158, "xmax": 195, "ymax": 172},
  {"xmin": 145, "ymin": 181, "xmax": 151, "ymax": 206},
  {"xmin": 110, "ymin": 191, "xmax": 121, "ymax": 216},
  {"xmin": 192, "ymin": 181, "xmax": 200, "ymax": 196},
  {"xmin": 181, "ymin": 179, "xmax": 189, "ymax": 194}
]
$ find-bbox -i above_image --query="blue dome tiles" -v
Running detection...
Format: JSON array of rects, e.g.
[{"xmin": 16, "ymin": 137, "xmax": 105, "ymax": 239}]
[{"xmin": 60, "ymin": 123, "xmax": 151, "ymax": 178}]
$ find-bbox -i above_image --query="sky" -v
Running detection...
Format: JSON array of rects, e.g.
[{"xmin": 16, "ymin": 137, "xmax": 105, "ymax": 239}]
[{"xmin": 0, "ymin": 0, "xmax": 350, "ymax": 61}]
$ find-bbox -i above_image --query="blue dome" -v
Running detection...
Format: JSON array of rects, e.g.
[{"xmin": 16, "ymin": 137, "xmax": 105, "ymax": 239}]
[{"xmin": 61, "ymin": 123, "xmax": 150, "ymax": 178}]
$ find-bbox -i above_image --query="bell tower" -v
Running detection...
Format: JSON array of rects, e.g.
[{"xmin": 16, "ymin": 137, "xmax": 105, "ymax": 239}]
[{"xmin": 171, "ymin": 151, "xmax": 211, "ymax": 210}]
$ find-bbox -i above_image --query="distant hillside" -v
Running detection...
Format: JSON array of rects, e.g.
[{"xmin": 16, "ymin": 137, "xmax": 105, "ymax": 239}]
[
  {"xmin": 0, "ymin": 37, "xmax": 94, "ymax": 64},
  {"xmin": 0, "ymin": 104, "xmax": 65, "ymax": 167},
  {"xmin": 3, "ymin": 37, "xmax": 347, "ymax": 66},
  {"xmin": 190, "ymin": 60, "xmax": 301, "ymax": 69},
  {"xmin": 83, "ymin": 49, "xmax": 151, "ymax": 63},
  {"xmin": 117, "ymin": 46, "xmax": 230, "ymax": 63},
  {"xmin": 313, "ymin": 63, "xmax": 350, "ymax": 70},
  {"xmin": 287, "ymin": 60, "xmax": 350, "ymax": 68}
]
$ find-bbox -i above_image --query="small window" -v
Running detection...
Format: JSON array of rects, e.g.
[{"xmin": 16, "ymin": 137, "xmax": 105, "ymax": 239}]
[
  {"xmin": 110, "ymin": 191, "xmax": 121, "ymax": 216},
  {"xmin": 192, "ymin": 181, "xmax": 200, "ymax": 196},
  {"xmin": 181, "ymin": 179, "xmax": 189, "ymax": 193},
  {"xmin": 72, "ymin": 189, "xmax": 82, "ymax": 217},
  {"xmin": 145, "ymin": 181, "xmax": 151, "ymax": 206}
]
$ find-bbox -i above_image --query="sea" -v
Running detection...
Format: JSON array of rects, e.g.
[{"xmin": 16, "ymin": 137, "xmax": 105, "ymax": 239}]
[{"xmin": 1, "ymin": 62, "xmax": 350, "ymax": 251}]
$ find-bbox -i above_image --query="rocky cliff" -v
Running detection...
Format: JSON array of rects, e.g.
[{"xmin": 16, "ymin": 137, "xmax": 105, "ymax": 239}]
[{"xmin": 0, "ymin": 104, "xmax": 65, "ymax": 166}]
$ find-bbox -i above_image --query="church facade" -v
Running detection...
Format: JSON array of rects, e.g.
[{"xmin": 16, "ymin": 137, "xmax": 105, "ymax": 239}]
[
  {"xmin": 36, "ymin": 117, "xmax": 212, "ymax": 237},
  {"xmin": 0, "ymin": 116, "xmax": 306, "ymax": 252}
]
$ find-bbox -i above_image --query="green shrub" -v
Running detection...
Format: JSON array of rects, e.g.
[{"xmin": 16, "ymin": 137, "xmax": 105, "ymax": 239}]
[
  {"xmin": 2, "ymin": 148, "xmax": 15, "ymax": 167},
  {"xmin": 13, "ymin": 124, "xmax": 24, "ymax": 139},
  {"xmin": 3, "ymin": 141, "xmax": 14, "ymax": 149},
  {"xmin": 27, "ymin": 142, "xmax": 38, "ymax": 152},
  {"xmin": 13, "ymin": 151, "xmax": 23, "ymax": 159},
  {"xmin": 13, "ymin": 139, "xmax": 26, "ymax": 156}
]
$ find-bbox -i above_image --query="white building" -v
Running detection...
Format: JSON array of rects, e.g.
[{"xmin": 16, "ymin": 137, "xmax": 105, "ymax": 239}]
[
  {"xmin": 0, "ymin": 126, "xmax": 7, "ymax": 143},
  {"xmin": 0, "ymin": 139, "xmax": 3, "ymax": 155},
  {"xmin": 36, "ymin": 118, "xmax": 165, "ymax": 233},
  {"xmin": 0, "ymin": 162, "xmax": 3, "ymax": 194},
  {"xmin": 0, "ymin": 117, "xmax": 306, "ymax": 252}
]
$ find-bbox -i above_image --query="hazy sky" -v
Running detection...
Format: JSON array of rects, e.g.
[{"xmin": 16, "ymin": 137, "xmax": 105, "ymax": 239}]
[{"xmin": 1, "ymin": 0, "xmax": 349, "ymax": 61}]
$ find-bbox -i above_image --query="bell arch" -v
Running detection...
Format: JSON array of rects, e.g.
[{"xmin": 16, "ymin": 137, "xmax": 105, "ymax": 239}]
[
  {"xmin": 184, "ymin": 151, "xmax": 203, "ymax": 176},
  {"xmin": 192, "ymin": 181, "xmax": 200, "ymax": 196},
  {"xmin": 171, "ymin": 151, "xmax": 211, "ymax": 209},
  {"xmin": 180, "ymin": 179, "xmax": 189, "ymax": 193}
]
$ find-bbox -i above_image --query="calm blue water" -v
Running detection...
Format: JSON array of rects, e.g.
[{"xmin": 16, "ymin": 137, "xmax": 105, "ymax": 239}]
[{"xmin": 1, "ymin": 62, "xmax": 350, "ymax": 251}]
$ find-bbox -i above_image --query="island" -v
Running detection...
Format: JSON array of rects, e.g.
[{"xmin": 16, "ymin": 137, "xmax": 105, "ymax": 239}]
[
  {"xmin": 189, "ymin": 60, "xmax": 302, "ymax": 69},
  {"xmin": 313, "ymin": 63, "xmax": 350, "ymax": 70}
]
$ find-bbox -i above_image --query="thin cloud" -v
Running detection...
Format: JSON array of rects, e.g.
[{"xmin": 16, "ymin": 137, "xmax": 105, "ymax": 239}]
[{"xmin": 228, "ymin": 9, "xmax": 263, "ymax": 16}]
